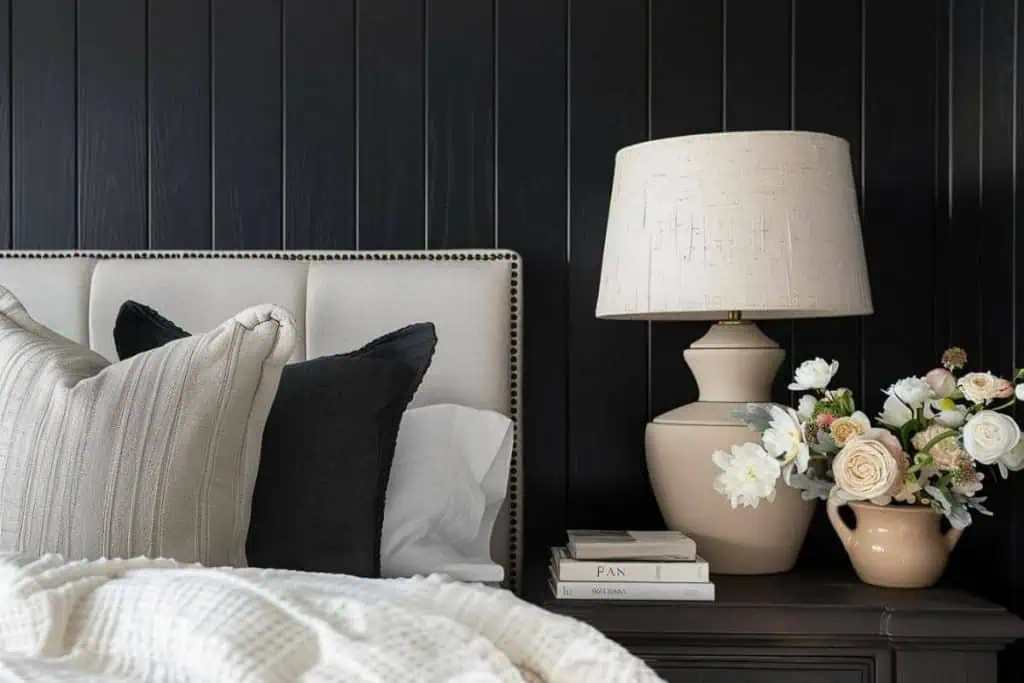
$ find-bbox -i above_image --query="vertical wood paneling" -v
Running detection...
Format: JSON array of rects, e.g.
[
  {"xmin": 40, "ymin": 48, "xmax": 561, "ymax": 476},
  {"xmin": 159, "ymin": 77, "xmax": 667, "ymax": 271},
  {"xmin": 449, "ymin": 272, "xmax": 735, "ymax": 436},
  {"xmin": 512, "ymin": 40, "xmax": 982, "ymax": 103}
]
[
  {"xmin": 791, "ymin": 0, "xmax": 863, "ymax": 571},
  {"xmin": 0, "ymin": 0, "xmax": 9, "ymax": 249},
  {"xmin": 149, "ymin": 0, "xmax": 211, "ymax": 249},
  {"xmin": 948, "ymin": 0, "xmax": 983, "ymax": 359},
  {"xmin": 357, "ymin": 0, "xmax": 424, "ymax": 249},
  {"xmin": 648, "ymin": 0, "xmax": 722, "ymax": 419},
  {"xmin": 212, "ymin": 0, "xmax": 282, "ymax": 249},
  {"xmin": 12, "ymin": 0, "xmax": 76, "ymax": 248},
  {"xmin": 1015, "ymin": 0, "xmax": 1024, "ymax": 639},
  {"xmin": 568, "ymin": 0, "xmax": 659, "ymax": 531},
  {"xmin": 283, "ymin": 0, "xmax": 354, "ymax": 249},
  {"xmin": 78, "ymin": 0, "xmax": 146, "ymax": 249},
  {"xmin": 497, "ymin": 0, "xmax": 567, "ymax": 558},
  {"xmin": 426, "ymin": 0, "xmax": 494, "ymax": 248},
  {"xmin": 724, "ymin": 0, "xmax": 793, "ymax": 404},
  {"xmin": 861, "ymin": 0, "xmax": 937, "ymax": 415}
]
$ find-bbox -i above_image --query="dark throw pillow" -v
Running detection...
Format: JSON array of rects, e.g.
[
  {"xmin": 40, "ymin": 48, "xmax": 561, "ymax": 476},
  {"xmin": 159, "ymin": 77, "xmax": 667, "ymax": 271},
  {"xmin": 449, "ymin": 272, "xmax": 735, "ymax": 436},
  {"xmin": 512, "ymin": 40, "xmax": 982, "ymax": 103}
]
[{"xmin": 114, "ymin": 301, "xmax": 436, "ymax": 578}]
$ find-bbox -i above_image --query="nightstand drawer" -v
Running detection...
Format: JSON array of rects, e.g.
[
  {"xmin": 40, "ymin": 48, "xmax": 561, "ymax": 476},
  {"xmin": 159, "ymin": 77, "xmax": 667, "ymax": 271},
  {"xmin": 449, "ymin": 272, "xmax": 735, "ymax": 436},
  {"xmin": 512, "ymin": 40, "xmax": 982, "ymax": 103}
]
[{"xmin": 636, "ymin": 651, "xmax": 875, "ymax": 683}]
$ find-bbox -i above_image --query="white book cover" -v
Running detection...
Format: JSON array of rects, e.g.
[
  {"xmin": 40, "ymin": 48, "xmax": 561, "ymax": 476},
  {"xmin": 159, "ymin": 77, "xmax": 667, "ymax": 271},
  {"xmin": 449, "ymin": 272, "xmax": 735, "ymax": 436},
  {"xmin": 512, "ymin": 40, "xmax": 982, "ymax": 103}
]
[
  {"xmin": 565, "ymin": 529, "xmax": 696, "ymax": 561},
  {"xmin": 551, "ymin": 547, "xmax": 710, "ymax": 583},
  {"xmin": 548, "ymin": 573, "xmax": 716, "ymax": 602}
]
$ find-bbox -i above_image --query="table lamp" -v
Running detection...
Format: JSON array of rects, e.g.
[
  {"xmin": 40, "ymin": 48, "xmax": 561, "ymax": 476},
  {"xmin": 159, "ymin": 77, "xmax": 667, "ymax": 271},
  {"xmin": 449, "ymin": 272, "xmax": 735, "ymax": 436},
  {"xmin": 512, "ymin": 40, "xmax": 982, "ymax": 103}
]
[{"xmin": 596, "ymin": 131, "xmax": 873, "ymax": 574}]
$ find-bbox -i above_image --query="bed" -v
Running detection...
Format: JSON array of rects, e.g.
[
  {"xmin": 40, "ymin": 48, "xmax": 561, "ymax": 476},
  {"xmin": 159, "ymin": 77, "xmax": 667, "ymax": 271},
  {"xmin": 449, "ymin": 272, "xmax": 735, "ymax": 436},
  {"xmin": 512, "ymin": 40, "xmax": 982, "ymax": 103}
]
[{"xmin": 0, "ymin": 250, "xmax": 659, "ymax": 682}]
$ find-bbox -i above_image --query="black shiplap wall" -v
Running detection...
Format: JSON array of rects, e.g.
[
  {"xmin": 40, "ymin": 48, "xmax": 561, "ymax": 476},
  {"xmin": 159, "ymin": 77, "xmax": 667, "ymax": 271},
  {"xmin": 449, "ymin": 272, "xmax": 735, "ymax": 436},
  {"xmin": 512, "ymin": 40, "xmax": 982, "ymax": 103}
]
[{"xmin": 1, "ymin": 0, "xmax": 1023, "ymax": 662}]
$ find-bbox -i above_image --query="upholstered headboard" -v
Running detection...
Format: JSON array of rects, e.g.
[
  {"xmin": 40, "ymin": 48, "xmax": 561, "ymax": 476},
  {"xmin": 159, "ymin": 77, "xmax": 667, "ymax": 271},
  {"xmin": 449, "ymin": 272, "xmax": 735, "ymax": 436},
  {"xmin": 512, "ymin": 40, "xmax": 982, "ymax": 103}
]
[{"xmin": 0, "ymin": 250, "xmax": 523, "ymax": 593}]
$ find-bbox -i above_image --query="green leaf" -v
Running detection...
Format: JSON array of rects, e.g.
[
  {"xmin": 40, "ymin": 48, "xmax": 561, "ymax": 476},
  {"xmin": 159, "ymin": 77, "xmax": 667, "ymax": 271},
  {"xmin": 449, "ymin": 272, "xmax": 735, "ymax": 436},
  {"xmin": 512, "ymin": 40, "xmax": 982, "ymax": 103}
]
[{"xmin": 729, "ymin": 404, "xmax": 774, "ymax": 433}]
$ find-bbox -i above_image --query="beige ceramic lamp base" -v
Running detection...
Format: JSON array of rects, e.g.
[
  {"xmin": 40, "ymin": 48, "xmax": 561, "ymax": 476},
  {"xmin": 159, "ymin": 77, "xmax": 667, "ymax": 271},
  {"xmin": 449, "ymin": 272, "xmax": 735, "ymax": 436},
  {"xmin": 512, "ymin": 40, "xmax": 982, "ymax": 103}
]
[{"xmin": 646, "ymin": 319, "xmax": 815, "ymax": 575}]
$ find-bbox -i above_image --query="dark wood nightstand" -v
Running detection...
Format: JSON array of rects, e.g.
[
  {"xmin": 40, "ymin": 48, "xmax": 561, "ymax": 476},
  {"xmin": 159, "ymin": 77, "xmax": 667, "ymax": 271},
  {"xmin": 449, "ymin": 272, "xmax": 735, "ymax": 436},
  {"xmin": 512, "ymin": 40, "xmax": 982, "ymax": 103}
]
[{"xmin": 526, "ymin": 565, "xmax": 1024, "ymax": 682}]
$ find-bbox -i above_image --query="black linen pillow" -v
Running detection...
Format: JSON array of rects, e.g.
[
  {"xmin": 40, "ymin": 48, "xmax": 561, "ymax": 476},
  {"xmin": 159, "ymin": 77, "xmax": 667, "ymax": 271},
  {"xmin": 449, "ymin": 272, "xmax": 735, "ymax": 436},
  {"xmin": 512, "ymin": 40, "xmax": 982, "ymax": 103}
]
[{"xmin": 114, "ymin": 301, "xmax": 436, "ymax": 577}]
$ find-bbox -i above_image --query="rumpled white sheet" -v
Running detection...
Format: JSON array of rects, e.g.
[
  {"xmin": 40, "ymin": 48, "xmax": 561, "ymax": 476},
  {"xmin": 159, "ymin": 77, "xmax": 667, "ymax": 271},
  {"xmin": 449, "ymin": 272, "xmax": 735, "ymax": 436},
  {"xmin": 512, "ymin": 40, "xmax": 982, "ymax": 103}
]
[{"xmin": 0, "ymin": 553, "xmax": 661, "ymax": 683}]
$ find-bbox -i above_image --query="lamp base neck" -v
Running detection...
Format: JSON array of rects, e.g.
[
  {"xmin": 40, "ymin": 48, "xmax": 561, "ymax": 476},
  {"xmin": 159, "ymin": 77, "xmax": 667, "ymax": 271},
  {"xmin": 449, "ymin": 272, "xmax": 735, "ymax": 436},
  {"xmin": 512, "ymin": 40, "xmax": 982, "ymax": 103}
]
[{"xmin": 683, "ymin": 321, "xmax": 785, "ymax": 403}]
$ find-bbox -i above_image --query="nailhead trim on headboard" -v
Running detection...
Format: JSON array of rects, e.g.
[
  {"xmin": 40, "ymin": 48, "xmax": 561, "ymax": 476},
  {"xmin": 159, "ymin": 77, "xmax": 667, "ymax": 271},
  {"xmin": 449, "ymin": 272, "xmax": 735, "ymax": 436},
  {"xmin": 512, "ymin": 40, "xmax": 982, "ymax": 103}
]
[{"xmin": 0, "ymin": 249, "xmax": 524, "ymax": 595}]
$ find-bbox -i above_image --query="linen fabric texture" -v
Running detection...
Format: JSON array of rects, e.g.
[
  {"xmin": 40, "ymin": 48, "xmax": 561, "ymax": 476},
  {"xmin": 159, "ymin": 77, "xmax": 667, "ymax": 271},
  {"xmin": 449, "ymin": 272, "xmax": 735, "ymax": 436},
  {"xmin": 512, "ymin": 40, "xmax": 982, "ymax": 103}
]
[
  {"xmin": 0, "ymin": 287, "xmax": 296, "ymax": 567},
  {"xmin": 114, "ymin": 301, "xmax": 437, "ymax": 577}
]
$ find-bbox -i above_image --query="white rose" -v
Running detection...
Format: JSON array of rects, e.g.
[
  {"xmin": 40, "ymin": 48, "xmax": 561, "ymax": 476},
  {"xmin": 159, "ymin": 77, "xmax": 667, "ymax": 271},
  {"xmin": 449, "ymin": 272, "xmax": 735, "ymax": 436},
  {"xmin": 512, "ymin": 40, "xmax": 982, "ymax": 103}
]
[
  {"xmin": 712, "ymin": 442, "xmax": 782, "ymax": 509},
  {"xmin": 963, "ymin": 410, "xmax": 1021, "ymax": 464},
  {"xmin": 832, "ymin": 437, "xmax": 904, "ymax": 505},
  {"xmin": 798, "ymin": 394, "xmax": 818, "ymax": 421},
  {"xmin": 959, "ymin": 372, "xmax": 1001, "ymax": 404},
  {"xmin": 788, "ymin": 358, "xmax": 839, "ymax": 391},
  {"xmin": 886, "ymin": 377, "xmax": 933, "ymax": 407},
  {"xmin": 925, "ymin": 368, "xmax": 956, "ymax": 398},
  {"xmin": 878, "ymin": 394, "xmax": 913, "ymax": 428},
  {"xmin": 1016, "ymin": 383, "xmax": 1024, "ymax": 401}
]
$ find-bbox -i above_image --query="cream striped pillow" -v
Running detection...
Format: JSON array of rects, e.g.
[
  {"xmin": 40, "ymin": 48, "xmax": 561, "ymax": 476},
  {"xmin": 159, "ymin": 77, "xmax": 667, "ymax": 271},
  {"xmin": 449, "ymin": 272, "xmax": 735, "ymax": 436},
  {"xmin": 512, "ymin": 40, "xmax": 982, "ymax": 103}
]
[{"xmin": 0, "ymin": 286, "xmax": 295, "ymax": 567}]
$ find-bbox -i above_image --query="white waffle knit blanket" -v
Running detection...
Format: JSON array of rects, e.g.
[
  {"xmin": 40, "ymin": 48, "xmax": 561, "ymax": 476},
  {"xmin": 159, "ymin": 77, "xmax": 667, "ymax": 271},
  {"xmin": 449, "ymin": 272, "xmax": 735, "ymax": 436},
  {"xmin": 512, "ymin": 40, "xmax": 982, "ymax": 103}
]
[{"xmin": 0, "ymin": 553, "xmax": 661, "ymax": 683}]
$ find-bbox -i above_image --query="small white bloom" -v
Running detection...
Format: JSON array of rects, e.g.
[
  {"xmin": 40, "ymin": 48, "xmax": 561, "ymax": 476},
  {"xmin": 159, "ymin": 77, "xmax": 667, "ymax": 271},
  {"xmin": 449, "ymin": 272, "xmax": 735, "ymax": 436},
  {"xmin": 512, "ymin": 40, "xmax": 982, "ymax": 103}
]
[
  {"xmin": 885, "ymin": 376, "xmax": 933, "ymax": 407},
  {"xmin": 1016, "ymin": 383, "xmax": 1024, "ymax": 401},
  {"xmin": 925, "ymin": 368, "xmax": 956, "ymax": 399},
  {"xmin": 929, "ymin": 398, "xmax": 968, "ymax": 428},
  {"xmin": 963, "ymin": 410, "xmax": 1021, "ymax": 465},
  {"xmin": 878, "ymin": 394, "xmax": 913, "ymax": 428},
  {"xmin": 958, "ymin": 372, "xmax": 1002, "ymax": 404},
  {"xmin": 788, "ymin": 358, "xmax": 839, "ymax": 392},
  {"xmin": 712, "ymin": 442, "xmax": 782, "ymax": 509},
  {"xmin": 797, "ymin": 394, "xmax": 818, "ymax": 421},
  {"xmin": 761, "ymin": 405, "xmax": 810, "ymax": 484}
]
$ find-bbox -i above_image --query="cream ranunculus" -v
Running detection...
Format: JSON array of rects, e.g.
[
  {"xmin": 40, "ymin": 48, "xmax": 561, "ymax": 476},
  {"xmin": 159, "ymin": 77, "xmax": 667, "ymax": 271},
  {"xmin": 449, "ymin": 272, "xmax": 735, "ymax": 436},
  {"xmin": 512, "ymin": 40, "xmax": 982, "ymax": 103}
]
[
  {"xmin": 958, "ymin": 372, "xmax": 1002, "ymax": 404},
  {"xmin": 911, "ymin": 423, "xmax": 965, "ymax": 470},
  {"xmin": 828, "ymin": 411, "xmax": 871, "ymax": 447},
  {"xmin": 925, "ymin": 368, "xmax": 956, "ymax": 398},
  {"xmin": 788, "ymin": 358, "xmax": 839, "ymax": 392},
  {"xmin": 832, "ymin": 435, "xmax": 904, "ymax": 505},
  {"xmin": 962, "ymin": 410, "xmax": 1021, "ymax": 464}
]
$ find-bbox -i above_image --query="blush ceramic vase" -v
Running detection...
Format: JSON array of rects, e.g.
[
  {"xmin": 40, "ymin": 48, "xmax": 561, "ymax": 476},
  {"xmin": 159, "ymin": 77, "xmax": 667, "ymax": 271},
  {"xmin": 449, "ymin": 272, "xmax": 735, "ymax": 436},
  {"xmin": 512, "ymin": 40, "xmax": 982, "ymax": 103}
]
[{"xmin": 827, "ymin": 499, "xmax": 963, "ymax": 588}]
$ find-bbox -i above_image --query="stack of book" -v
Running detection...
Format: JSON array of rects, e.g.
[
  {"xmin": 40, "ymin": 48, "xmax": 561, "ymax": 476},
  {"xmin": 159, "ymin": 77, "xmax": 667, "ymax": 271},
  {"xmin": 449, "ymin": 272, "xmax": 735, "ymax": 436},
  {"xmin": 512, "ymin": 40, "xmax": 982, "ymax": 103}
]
[{"xmin": 549, "ymin": 530, "xmax": 714, "ymax": 601}]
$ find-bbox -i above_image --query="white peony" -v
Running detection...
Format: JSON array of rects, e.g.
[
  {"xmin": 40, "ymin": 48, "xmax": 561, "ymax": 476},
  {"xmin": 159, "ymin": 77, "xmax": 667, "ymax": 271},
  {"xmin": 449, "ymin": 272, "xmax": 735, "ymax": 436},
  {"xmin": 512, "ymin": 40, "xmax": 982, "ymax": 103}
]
[
  {"xmin": 962, "ymin": 410, "xmax": 1021, "ymax": 465},
  {"xmin": 885, "ymin": 376, "xmax": 933, "ymax": 407},
  {"xmin": 798, "ymin": 394, "xmax": 818, "ymax": 421},
  {"xmin": 878, "ymin": 394, "xmax": 913, "ymax": 428},
  {"xmin": 1016, "ymin": 383, "xmax": 1024, "ymax": 401},
  {"xmin": 712, "ymin": 442, "xmax": 782, "ymax": 509},
  {"xmin": 761, "ymin": 405, "xmax": 810, "ymax": 484},
  {"xmin": 788, "ymin": 358, "xmax": 839, "ymax": 391},
  {"xmin": 925, "ymin": 368, "xmax": 956, "ymax": 398},
  {"xmin": 958, "ymin": 372, "xmax": 1002, "ymax": 404}
]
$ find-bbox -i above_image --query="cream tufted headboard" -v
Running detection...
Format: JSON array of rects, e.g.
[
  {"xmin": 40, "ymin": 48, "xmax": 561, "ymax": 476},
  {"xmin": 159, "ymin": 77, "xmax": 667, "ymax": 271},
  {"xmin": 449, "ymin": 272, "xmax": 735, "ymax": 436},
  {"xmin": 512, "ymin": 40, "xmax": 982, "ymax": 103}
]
[{"xmin": 0, "ymin": 250, "xmax": 523, "ymax": 593}]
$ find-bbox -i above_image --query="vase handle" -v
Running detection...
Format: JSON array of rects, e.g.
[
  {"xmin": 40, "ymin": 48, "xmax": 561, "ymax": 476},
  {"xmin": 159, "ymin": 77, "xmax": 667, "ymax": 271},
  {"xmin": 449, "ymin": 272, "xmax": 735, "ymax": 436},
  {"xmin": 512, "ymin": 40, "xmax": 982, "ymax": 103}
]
[
  {"xmin": 945, "ymin": 525, "xmax": 964, "ymax": 552},
  {"xmin": 827, "ymin": 498, "xmax": 853, "ymax": 548}
]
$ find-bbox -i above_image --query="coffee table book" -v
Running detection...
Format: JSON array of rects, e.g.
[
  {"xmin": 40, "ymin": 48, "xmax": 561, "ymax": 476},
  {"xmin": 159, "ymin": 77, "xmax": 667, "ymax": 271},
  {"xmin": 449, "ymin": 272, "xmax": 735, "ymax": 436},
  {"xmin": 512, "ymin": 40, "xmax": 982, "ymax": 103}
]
[
  {"xmin": 548, "ymin": 566, "xmax": 716, "ymax": 601},
  {"xmin": 566, "ymin": 530, "xmax": 697, "ymax": 561},
  {"xmin": 551, "ymin": 547, "xmax": 710, "ymax": 583}
]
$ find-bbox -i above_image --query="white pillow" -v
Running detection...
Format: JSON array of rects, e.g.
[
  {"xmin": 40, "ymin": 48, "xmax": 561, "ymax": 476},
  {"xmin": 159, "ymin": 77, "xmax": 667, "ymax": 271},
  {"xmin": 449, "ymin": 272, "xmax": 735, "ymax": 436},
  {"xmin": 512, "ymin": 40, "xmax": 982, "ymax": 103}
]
[
  {"xmin": 0, "ymin": 287, "xmax": 296, "ymax": 567},
  {"xmin": 381, "ymin": 404, "xmax": 513, "ymax": 582}
]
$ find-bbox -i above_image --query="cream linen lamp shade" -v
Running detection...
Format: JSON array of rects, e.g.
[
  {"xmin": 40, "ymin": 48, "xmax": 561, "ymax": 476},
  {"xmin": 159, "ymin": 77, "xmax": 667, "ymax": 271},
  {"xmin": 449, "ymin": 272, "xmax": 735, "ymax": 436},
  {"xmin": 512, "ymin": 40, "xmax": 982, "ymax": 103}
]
[
  {"xmin": 596, "ymin": 130, "xmax": 872, "ymax": 320},
  {"xmin": 596, "ymin": 131, "xmax": 874, "ymax": 576}
]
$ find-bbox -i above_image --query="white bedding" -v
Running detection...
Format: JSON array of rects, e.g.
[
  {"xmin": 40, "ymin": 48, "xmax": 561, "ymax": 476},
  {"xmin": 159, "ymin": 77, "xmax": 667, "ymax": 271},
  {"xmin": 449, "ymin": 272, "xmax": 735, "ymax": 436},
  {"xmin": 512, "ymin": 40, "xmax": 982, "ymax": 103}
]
[{"xmin": 0, "ymin": 554, "xmax": 660, "ymax": 683}]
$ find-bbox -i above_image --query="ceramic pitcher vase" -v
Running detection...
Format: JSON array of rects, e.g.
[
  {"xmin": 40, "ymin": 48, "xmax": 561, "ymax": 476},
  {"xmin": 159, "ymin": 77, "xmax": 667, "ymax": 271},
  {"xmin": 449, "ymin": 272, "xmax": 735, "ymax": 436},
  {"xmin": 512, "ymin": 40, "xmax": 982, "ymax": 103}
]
[{"xmin": 827, "ymin": 499, "xmax": 963, "ymax": 588}]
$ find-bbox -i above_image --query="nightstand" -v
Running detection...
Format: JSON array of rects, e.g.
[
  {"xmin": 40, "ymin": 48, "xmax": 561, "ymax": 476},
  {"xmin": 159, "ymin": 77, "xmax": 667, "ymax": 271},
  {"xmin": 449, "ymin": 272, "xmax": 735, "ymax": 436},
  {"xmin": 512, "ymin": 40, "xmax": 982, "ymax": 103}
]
[{"xmin": 526, "ymin": 565, "xmax": 1024, "ymax": 682}]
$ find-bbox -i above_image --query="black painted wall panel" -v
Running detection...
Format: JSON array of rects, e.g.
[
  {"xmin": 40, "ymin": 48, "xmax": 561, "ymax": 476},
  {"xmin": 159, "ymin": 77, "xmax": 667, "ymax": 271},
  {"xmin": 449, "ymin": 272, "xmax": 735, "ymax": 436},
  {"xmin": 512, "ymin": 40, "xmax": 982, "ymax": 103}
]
[
  {"xmin": 78, "ymin": 0, "xmax": 146, "ymax": 249},
  {"xmin": 283, "ymin": 0, "xmax": 354, "ymax": 250},
  {"xmin": 357, "ymin": 0, "xmax": 424, "ymax": 250},
  {"xmin": 12, "ymin": 0, "xmax": 76, "ymax": 248},
  {"xmin": 3, "ymin": 3, "xmax": 1024, "ymax": 674},
  {"xmin": 148, "ymin": 0, "xmax": 211, "ymax": 249},
  {"xmin": 426, "ymin": 0, "xmax": 494, "ymax": 248},
  {"xmin": 212, "ymin": 0, "xmax": 282, "ymax": 249},
  {"xmin": 496, "ymin": 0, "xmax": 568, "ymax": 557}
]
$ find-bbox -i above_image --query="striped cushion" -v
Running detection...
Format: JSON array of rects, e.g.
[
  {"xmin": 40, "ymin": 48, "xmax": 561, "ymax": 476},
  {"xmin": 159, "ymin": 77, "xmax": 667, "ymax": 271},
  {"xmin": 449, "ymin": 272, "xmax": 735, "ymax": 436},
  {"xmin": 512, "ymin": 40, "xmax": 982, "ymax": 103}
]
[{"xmin": 0, "ymin": 286, "xmax": 295, "ymax": 567}]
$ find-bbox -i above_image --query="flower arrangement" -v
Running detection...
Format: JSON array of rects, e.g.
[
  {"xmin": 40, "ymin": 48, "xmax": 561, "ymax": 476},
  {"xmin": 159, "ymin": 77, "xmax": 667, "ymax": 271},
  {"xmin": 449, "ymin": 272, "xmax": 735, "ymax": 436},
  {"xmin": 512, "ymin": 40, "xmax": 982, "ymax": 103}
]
[{"xmin": 713, "ymin": 348, "xmax": 1024, "ymax": 529}]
